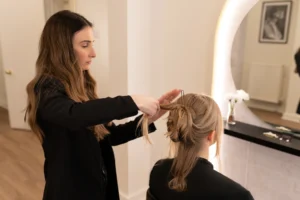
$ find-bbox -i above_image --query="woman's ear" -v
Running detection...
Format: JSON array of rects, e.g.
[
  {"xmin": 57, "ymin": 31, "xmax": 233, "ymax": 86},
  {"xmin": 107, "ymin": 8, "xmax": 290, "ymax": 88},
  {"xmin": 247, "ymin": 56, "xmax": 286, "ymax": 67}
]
[{"xmin": 207, "ymin": 131, "xmax": 216, "ymax": 145}]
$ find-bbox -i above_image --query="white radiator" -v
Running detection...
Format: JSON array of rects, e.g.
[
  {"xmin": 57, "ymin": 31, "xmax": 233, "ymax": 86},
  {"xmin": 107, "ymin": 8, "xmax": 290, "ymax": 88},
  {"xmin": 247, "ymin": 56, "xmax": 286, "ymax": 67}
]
[{"xmin": 247, "ymin": 63, "xmax": 284, "ymax": 104}]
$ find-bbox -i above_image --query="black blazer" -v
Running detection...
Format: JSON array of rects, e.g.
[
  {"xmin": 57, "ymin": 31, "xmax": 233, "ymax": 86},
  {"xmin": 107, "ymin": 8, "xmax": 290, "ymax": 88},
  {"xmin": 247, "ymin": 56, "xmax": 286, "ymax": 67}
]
[
  {"xmin": 148, "ymin": 158, "xmax": 254, "ymax": 200},
  {"xmin": 35, "ymin": 77, "xmax": 156, "ymax": 200}
]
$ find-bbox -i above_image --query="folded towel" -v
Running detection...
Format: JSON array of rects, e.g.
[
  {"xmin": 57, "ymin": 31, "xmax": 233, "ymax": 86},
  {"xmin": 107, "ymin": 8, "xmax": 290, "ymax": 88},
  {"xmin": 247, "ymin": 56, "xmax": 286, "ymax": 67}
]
[{"xmin": 263, "ymin": 132, "xmax": 279, "ymax": 138}]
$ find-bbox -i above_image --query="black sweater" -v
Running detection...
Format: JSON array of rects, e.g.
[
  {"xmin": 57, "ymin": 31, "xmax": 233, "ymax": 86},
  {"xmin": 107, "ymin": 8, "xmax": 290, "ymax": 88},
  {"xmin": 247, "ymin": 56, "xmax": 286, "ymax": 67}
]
[{"xmin": 148, "ymin": 158, "xmax": 254, "ymax": 200}]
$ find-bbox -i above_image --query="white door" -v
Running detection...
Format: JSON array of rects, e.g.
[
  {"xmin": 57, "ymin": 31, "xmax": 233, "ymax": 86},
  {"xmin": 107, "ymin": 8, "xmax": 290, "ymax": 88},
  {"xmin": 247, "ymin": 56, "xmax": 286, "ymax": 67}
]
[{"xmin": 0, "ymin": 1, "xmax": 45, "ymax": 130}]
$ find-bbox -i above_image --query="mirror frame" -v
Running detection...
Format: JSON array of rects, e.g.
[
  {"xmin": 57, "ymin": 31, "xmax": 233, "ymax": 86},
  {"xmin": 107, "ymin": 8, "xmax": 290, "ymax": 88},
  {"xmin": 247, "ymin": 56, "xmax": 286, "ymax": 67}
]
[{"xmin": 212, "ymin": 0, "xmax": 275, "ymax": 129}]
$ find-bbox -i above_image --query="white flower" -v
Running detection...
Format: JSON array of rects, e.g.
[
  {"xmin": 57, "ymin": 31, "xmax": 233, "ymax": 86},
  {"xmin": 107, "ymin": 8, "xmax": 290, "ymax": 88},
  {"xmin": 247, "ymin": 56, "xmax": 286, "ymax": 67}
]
[
  {"xmin": 225, "ymin": 90, "xmax": 250, "ymax": 102},
  {"xmin": 237, "ymin": 90, "xmax": 249, "ymax": 101},
  {"xmin": 226, "ymin": 93, "xmax": 238, "ymax": 101}
]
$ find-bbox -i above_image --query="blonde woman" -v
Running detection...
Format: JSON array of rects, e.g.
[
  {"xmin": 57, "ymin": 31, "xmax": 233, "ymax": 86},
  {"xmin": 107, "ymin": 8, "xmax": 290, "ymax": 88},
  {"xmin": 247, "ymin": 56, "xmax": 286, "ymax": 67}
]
[{"xmin": 144, "ymin": 93, "xmax": 254, "ymax": 200}]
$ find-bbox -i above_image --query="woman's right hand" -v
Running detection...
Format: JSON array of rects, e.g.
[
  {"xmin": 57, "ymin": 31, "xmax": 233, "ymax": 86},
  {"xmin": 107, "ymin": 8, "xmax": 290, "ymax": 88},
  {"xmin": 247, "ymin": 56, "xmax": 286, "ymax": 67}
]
[{"xmin": 131, "ymin": 95, "xmax": 159, "ymax": 117}]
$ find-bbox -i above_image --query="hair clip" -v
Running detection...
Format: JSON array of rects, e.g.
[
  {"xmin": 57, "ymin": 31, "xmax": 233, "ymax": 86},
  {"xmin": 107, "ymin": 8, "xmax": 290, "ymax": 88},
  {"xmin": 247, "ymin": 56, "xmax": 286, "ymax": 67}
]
[{"xmin": 181, "ymin": 90, "xmax": 185, "ymax": 105}]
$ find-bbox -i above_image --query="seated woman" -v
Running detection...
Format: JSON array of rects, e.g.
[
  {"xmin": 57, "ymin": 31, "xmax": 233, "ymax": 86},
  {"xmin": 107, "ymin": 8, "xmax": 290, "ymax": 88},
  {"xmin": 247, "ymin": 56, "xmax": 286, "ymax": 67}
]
[{"xmin": 142, "ymin": 93, "xmax": 254, "ymax": 200}]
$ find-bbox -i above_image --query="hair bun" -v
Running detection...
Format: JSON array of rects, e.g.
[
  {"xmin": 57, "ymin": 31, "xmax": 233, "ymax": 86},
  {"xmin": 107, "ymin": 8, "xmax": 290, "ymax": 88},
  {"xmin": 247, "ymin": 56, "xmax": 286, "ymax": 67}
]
[{"xmin": 167, "ymin": 104, "xmax": 195, "ymax": 144}]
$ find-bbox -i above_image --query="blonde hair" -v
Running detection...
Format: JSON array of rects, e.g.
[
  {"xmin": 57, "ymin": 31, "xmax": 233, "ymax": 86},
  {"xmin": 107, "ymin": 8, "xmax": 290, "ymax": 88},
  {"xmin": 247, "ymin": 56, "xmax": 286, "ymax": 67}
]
[{"xmin": 141, "ymin": 93, "xmax": 223, "ymax": 192}]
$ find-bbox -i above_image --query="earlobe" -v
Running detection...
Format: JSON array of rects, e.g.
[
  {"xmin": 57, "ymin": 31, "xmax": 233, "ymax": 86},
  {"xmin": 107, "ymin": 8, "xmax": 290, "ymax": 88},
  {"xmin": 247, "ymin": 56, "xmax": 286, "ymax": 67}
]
[{"xmin": 207, "ymin": 131, "xmax": 216, "ymax": 144}]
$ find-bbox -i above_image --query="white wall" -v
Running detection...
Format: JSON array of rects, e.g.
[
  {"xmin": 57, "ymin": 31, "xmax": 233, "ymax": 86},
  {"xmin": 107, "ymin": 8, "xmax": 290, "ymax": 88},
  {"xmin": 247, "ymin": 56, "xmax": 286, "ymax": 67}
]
[{"xmin": 0, "ymin": 38, "xmax": 7, "ymax": 109}]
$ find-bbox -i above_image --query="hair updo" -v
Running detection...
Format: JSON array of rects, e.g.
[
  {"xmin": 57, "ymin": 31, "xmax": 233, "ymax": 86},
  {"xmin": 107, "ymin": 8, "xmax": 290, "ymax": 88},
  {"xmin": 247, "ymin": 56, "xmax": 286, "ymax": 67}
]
[{"xmin": 140, "ymin": 93, "xmax": 223, "ymax": 192}]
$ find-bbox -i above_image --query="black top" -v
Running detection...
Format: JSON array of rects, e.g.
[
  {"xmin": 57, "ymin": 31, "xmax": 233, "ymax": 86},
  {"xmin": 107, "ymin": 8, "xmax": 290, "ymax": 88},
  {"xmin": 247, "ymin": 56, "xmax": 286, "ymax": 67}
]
[
  {"xmin": 35, "ymin": 77, "xmax": 156, "ymax": 200},
  {"xmin": 294, "ymin": 48, "xmax": 300, "ymax": 76},
  {"xmin": 224, "ymin": 121, "xmax": 300, "ymax": 157},
  {"xmin": 148, "ymin": 158, "xmax": 254, "ymax": 200}
]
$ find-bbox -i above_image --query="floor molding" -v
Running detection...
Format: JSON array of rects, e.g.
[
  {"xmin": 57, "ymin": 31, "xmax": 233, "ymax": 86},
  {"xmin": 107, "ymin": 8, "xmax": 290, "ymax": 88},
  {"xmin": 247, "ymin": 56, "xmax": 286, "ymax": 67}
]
[{"xmin": 282, "ymin": 112, "xmax": 300, "ymax": 123}]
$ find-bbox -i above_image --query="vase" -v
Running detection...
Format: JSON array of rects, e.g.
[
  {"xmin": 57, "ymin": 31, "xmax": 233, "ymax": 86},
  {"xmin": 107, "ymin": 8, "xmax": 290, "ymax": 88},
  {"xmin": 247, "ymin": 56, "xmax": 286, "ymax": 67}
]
[{"xmin": 227, "ymin": 100, "xmax": 236, "ymax": 125}]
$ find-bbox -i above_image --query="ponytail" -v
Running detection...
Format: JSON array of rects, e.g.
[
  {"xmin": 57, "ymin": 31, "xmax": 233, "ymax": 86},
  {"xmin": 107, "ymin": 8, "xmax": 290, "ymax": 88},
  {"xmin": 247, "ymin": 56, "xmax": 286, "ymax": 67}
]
[{"xmin": 139, "ymin": 93, "xmax": 223, "ymax": 192}]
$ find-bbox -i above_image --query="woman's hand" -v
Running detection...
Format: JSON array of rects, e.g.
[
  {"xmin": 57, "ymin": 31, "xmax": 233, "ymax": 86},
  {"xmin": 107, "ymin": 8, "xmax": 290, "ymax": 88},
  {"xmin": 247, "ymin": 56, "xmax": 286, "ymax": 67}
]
[
  {"xmin": 148, "ymin": 89, "xmax": 181, "ymax": 124},
  {"xmin": 131, "ymin": 95, "xmax": 159, "ymax": 117}
]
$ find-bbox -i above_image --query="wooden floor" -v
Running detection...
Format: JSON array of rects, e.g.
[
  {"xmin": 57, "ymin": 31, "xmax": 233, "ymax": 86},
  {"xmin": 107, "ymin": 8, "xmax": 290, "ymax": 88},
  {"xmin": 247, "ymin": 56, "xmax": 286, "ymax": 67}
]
[
  {"xmin": 0, "ymin": 107, "xmax": 44, "ymax": 200},
  {"xmin": 250, "ymin": 108, "xmax": 300, "ymax": 131}
]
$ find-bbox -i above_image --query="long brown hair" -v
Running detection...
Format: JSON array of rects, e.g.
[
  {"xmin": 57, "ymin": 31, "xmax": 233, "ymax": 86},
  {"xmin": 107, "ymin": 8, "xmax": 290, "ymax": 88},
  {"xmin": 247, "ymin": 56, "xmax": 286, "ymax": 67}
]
[
  {"xmin": 25, "ymin": 10, "xmax": 109, "ymax": 142},
  {"xmin": 141, "ymin": 93, "xmax": 223, "ymax": 192}
]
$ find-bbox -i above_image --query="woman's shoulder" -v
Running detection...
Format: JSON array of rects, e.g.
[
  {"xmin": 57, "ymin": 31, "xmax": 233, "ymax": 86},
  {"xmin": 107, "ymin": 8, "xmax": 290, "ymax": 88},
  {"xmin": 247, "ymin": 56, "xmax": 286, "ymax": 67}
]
[
  {"xmin": 150, "ymin": 158, "xmax": 174, "ymax": 179},
  {"xmin": 209, "ymin": 170, "xmax": 254, "ymax": 199},
  {"xmin": 152, "ymin": 158, "xmax": 173, "ymax": 169},
  {"xmin": 34, "ymin": 76, "xmax": 65, "ymax": 94}
]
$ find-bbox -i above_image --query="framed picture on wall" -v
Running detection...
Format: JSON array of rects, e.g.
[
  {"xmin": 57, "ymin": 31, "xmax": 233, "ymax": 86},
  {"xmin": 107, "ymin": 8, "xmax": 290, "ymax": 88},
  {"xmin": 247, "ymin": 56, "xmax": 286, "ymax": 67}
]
[{"xmin": 258, "ymin": 1, "xmax": 292, "ymax": 44}]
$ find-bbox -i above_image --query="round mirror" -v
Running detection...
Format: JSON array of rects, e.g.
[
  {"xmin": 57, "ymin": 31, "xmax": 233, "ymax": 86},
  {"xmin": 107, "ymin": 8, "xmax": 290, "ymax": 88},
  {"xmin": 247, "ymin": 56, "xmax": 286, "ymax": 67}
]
[{"xmin": 231, "ymin": 0, "xmax": 300, "ymax": 133}]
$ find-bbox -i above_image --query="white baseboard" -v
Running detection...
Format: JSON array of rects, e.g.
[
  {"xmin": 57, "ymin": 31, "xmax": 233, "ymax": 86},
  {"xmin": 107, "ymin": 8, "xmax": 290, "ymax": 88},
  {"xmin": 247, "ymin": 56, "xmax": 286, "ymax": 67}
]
[
  {"xmin": 119, "ymin": 187, "xmax": 147, "ymax": 200},
  {"xmin": 281, "ymin": 112, "xmax": 300, "ymax": 123},
  {"xmin": 247, "ymin": 102, "xmax": 282, "ymax": 113}
]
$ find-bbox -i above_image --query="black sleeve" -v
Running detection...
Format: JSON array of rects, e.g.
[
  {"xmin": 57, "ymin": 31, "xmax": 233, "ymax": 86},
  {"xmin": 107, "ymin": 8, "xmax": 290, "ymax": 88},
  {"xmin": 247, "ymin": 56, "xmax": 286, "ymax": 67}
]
[
  {"xmin": 106, "ymin": 115, "xmax": 156, "ymax": 146},
  {"xmin": 230, "ymin": 190, "xmax": 255, "ymax": 200},
  {"xmin": 37, "ymin": 79, "xmax": 139, "ymax": 131},
  {"xmin": 242, "ymin": 191, "xmax": 255, "ymax": 200}
]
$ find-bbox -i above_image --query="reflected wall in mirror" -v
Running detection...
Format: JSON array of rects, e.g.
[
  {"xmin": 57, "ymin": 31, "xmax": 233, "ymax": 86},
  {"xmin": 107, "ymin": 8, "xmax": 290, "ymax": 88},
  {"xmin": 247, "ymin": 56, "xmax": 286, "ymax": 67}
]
[
  {"xmin": 231, "ymin": 0, "xmax": 300, "ymax": 133},
  {"xmin": 44, "ymin": 0, "xmax": 76, "ymax": 20}
]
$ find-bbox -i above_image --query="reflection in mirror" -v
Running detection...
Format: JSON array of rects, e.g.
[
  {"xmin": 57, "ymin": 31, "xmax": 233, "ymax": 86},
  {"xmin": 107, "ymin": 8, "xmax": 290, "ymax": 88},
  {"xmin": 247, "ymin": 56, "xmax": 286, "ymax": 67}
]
[
  {"xmin": 44, "ymin": 0, "xmax": 76, "ymax": 20},
  {"xmin": 231, "ymin": 0, "xmax": 300, "ymax": 134}
]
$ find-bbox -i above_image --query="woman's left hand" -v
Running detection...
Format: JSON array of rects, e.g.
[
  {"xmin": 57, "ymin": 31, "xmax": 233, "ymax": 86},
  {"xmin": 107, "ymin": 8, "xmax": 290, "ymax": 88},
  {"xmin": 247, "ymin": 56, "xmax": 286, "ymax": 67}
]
[{"xmin": 148, "ymin": 89, "xmax": 181, "ymax": 124}]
